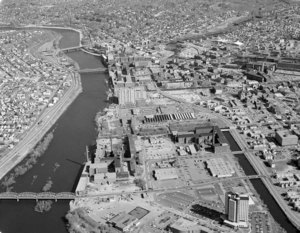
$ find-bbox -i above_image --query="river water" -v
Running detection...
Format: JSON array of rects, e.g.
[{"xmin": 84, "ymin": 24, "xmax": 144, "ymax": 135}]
[
  {"xmin": 223, "ymin": 132, "xmax": 298, "ymax": 233},
  {"xmin": 0, "ymin": 28, "xmax": 298, "ymax": 233},
  {"xmin": 0, "ymin": 29, "xmax": 108, "ymax": 233}
]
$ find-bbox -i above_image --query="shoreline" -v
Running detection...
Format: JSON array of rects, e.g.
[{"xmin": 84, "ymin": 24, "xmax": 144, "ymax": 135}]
[
  {"xmin": 80, "ymin": 48, "xmax": 102, "ymax": 57},
  {"xmin": 3, "ymin": 24, "xmax": 299, "ymax": 232},
  {"xmin": 0, "ymin": 27, "xmax": 83, "ymax": 181},
  {"xmin": 23, "ymin": 25, "xmax": 84, "ymax": 46}
]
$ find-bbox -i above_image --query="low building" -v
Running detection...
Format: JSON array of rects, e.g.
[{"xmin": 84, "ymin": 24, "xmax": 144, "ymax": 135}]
[
  {"xmin": 94, "ymin": 173, "xmax": 116, "ymax": 185},
  {"xmin": 88, "ymin": 162, "xmax": 108, "ymax": 176},
  {"xmin": 109, "ymin": 212, "xmax": 138, "ymax": 232},
  {"xmin": 244, "ymin": 71, "xmax": 266, "ymax": 82},
  {"xmin": 115, "ymin": 85, "xmax": 147, "ymax": 106},
  {"xmin": 154, "ymin": 168, "xmax": 178, "ymax": 180},
  {"xmin": 213, "ymin": 86, "xmax": 223, "ymax": 95},
  {"xmin": 75, "ymin": 174, "xmax": 88, "ymax": 195},
  {"xmin": 171, "ymin": 123, "xmax": 230, "ymax": 153},
  {"xmin": 275, "ymin": 130, "xmax": 298, "ymax": 146},
  {"xmin": 206, "ymin": 158, "xmax": 235, "ymax": 178}
]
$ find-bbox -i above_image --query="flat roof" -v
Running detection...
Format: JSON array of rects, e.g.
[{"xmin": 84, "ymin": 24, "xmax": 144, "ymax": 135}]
[
  {"xmin": 89, "ymin": 162, "xmax": 107, "ymax": 169},
  {"xmin": 154, "ymin": 168, "xmax": 178, "ymax": 180},
  {"xmin": 109, "ymin": 212, "xmax": 137, "ymax": 229},
  {"xmin": 128, "ymin": 134, "xmax": 137, "ymax": 155},
  {"xmin": 276, "ymin": 130, "xmax": 298, "ymax": 138},
  {"xmin": 206, "ymin": 158, "xmax": 235, "ymax": 177},
  {"xmin": 128, "ymin": 207, "xmax": 150, "ymax": 220},
  {"xmin": 169, "ymin": 121, "xmax": 212, "ymax": 133},
  {"xmin": 75, "ymin": 175, "xmax": 88, "ymax": 192},
  {"xmin": 215, "ymin": 127, "xmax": 229, "ymax": 144}
]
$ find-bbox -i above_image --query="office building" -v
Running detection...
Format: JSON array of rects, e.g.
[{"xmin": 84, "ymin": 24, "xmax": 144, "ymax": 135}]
[{"xmin": 224, "ymin": 192, "xmax": 249, "ymax": 228}]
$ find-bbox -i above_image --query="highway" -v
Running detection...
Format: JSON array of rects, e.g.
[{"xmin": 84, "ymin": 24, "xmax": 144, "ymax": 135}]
[
  {"xmin": 0, "ymin": 71, "xmax": 82, "ymax": 181},
  {"xmin": 0, "ymin": 28, "xmax": 86, "ymax": 181}
]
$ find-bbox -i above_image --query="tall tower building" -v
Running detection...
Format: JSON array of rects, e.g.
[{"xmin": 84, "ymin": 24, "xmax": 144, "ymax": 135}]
[{"xmin": 225, "ymin": 192, "xmax": 249, "ymax": 227}]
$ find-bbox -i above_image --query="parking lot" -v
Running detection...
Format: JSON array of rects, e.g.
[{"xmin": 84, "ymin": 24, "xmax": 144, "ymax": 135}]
[
  {"xmin": 156, "ymin": 191, "xmax": 195, "ymax": 211},
  {"xmin": 177, "ymin": 154, "xmax": 220, "ymax": 185},
  {"xmin": 250, "ymin": 212, "xmax": 271, "ymax": 233},
  {"xmin": 143, "ymin": 136, "xmax": 177, "ymax": 160}
]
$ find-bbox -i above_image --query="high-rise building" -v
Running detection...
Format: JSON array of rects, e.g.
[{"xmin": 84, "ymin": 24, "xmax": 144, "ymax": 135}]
[{"xmin": 225, "ymin": 192, "xmax": 249, "ymax": 228}]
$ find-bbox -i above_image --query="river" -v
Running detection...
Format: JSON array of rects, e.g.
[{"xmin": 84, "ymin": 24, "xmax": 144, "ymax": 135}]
[
  {"xmin": 0, "ymin": 29, "xmax": 108, "ymax": 233},
  {"xmin": 0, "ymin": 27, "xmax": 299, "ymax": 233}
]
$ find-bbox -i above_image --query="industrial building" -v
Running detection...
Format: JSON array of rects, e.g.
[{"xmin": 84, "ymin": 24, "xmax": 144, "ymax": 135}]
[
  {"xmin": 154, "ymin": 168, "xmax": 178, "ymax": 180},
  {"xmin": 109, "ymin": 212, "xmax": 138, "ymax": 232},
  {"xmin": 275, "ymin": 130, "xmax": 298, "ymax": 146},
  {"xmin": 144, "ymin": 112, "xmax": 195, "ymax": 123},
  {"xmin": 94, "ymin": 173, "xmax": 116, "ymax": 185},
  {"xmin": 88, "ymin": 162, "xmax": 108, "ymax": 175},
  {"xmin": 170, "ymin": 122, "xmax": 230, "ymax": 153},
  {"xmin": 206, "ymin": 158, "xmax": 235, "ymax": 178},
  {"xmin": 128, "ymin": 207, "xmax": 150, "ymax": 220},
  {"xmin": 244, "ymin": 70, "xmax": 267, "ymax": 82},
  {"xmin": 115, "ymin": 85, "xmax": 146, "ymax": 105}
]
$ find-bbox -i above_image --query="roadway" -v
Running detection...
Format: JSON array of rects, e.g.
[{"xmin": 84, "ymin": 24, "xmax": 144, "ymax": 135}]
[
  {"xmin": 0, "ymin": 27, "xmax": 86, "ymax": 180},
  {"xmin": 0, "ymin": 72, "xmax": 82, "ymax": 180},
  {"xmin": 156, "ymin": 86, "xmax": 300, "ymax": 230},
  {"xmin": 0, "ymin": 174, "xmax": 265, "ymax": 200},
  {"xmin": 80, "ymin": 48, "xmax": 102, "ymax": 57},
  {"xmin": 61, "ymin": 46, "xmax": 83, "ymax": 52},
  {"xmin": 79, "ymin": 67, "xmax": 107, "ymax": 73},
  {"xmin": 231, "ymin": 129, "xmax": 300, "ymax": 230},
  {"xmin": 0, "ymin": 57, "xmax": 82, "ymax": 181},
  {"xmin": 82, "ymin": 174, "xmax": 264, "ymax": 198}
]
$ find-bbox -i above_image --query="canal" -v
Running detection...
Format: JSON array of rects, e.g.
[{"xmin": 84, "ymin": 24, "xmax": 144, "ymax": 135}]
[
  {"xmin": 0, "ymin": 27, "xmax": 298, "ymax": 233},
  {"xmin": 0, "ymin": 29, "xmax": 108, "ymax": 233},
  {"xmin": 223, "ymin": 131, "xmax": 299, "ymax": 233},
  {"xmin": 222, "ymin": 130, "xmax": 242, "ymax": 152}
]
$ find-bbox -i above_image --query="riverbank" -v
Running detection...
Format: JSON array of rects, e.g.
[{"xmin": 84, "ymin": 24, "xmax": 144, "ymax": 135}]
[
  {"xmin": 24, "ymin": 25, "xmax": 83, "ymax": 47},
  {"xmin": 80, "ymin": 48, "xmax": 102, "ymax": 57},
  {"xmin": 0, "ymin": 28, "xmax": 83, "ymax": 181},
  {"xmin": 1, "ymin": 131, "xmax": 54, "ymax": 191},
  {"xmin": 0, "ymin": 26, "xmax": 109, "ymax": 233}
]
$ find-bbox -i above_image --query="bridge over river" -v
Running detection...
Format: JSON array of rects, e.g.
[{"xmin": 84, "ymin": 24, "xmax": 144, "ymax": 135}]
[
  {"xmin": 61, "ymin": 45, "xmax": 89, "ymax": 52},
  {"xmin": 61, "ymin": 45, "xmax": 106, "ymax": 55},
  {"xmin": 0, "ymin": 192, "xmax": 77, "ymax": 201},
  {"xmin": 0, "ymin": 174, "xmax": 266, "ymax": 201},
  {"xmin": 79, "ymin": 67, "xmax": 107, "ymax": 74}
]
